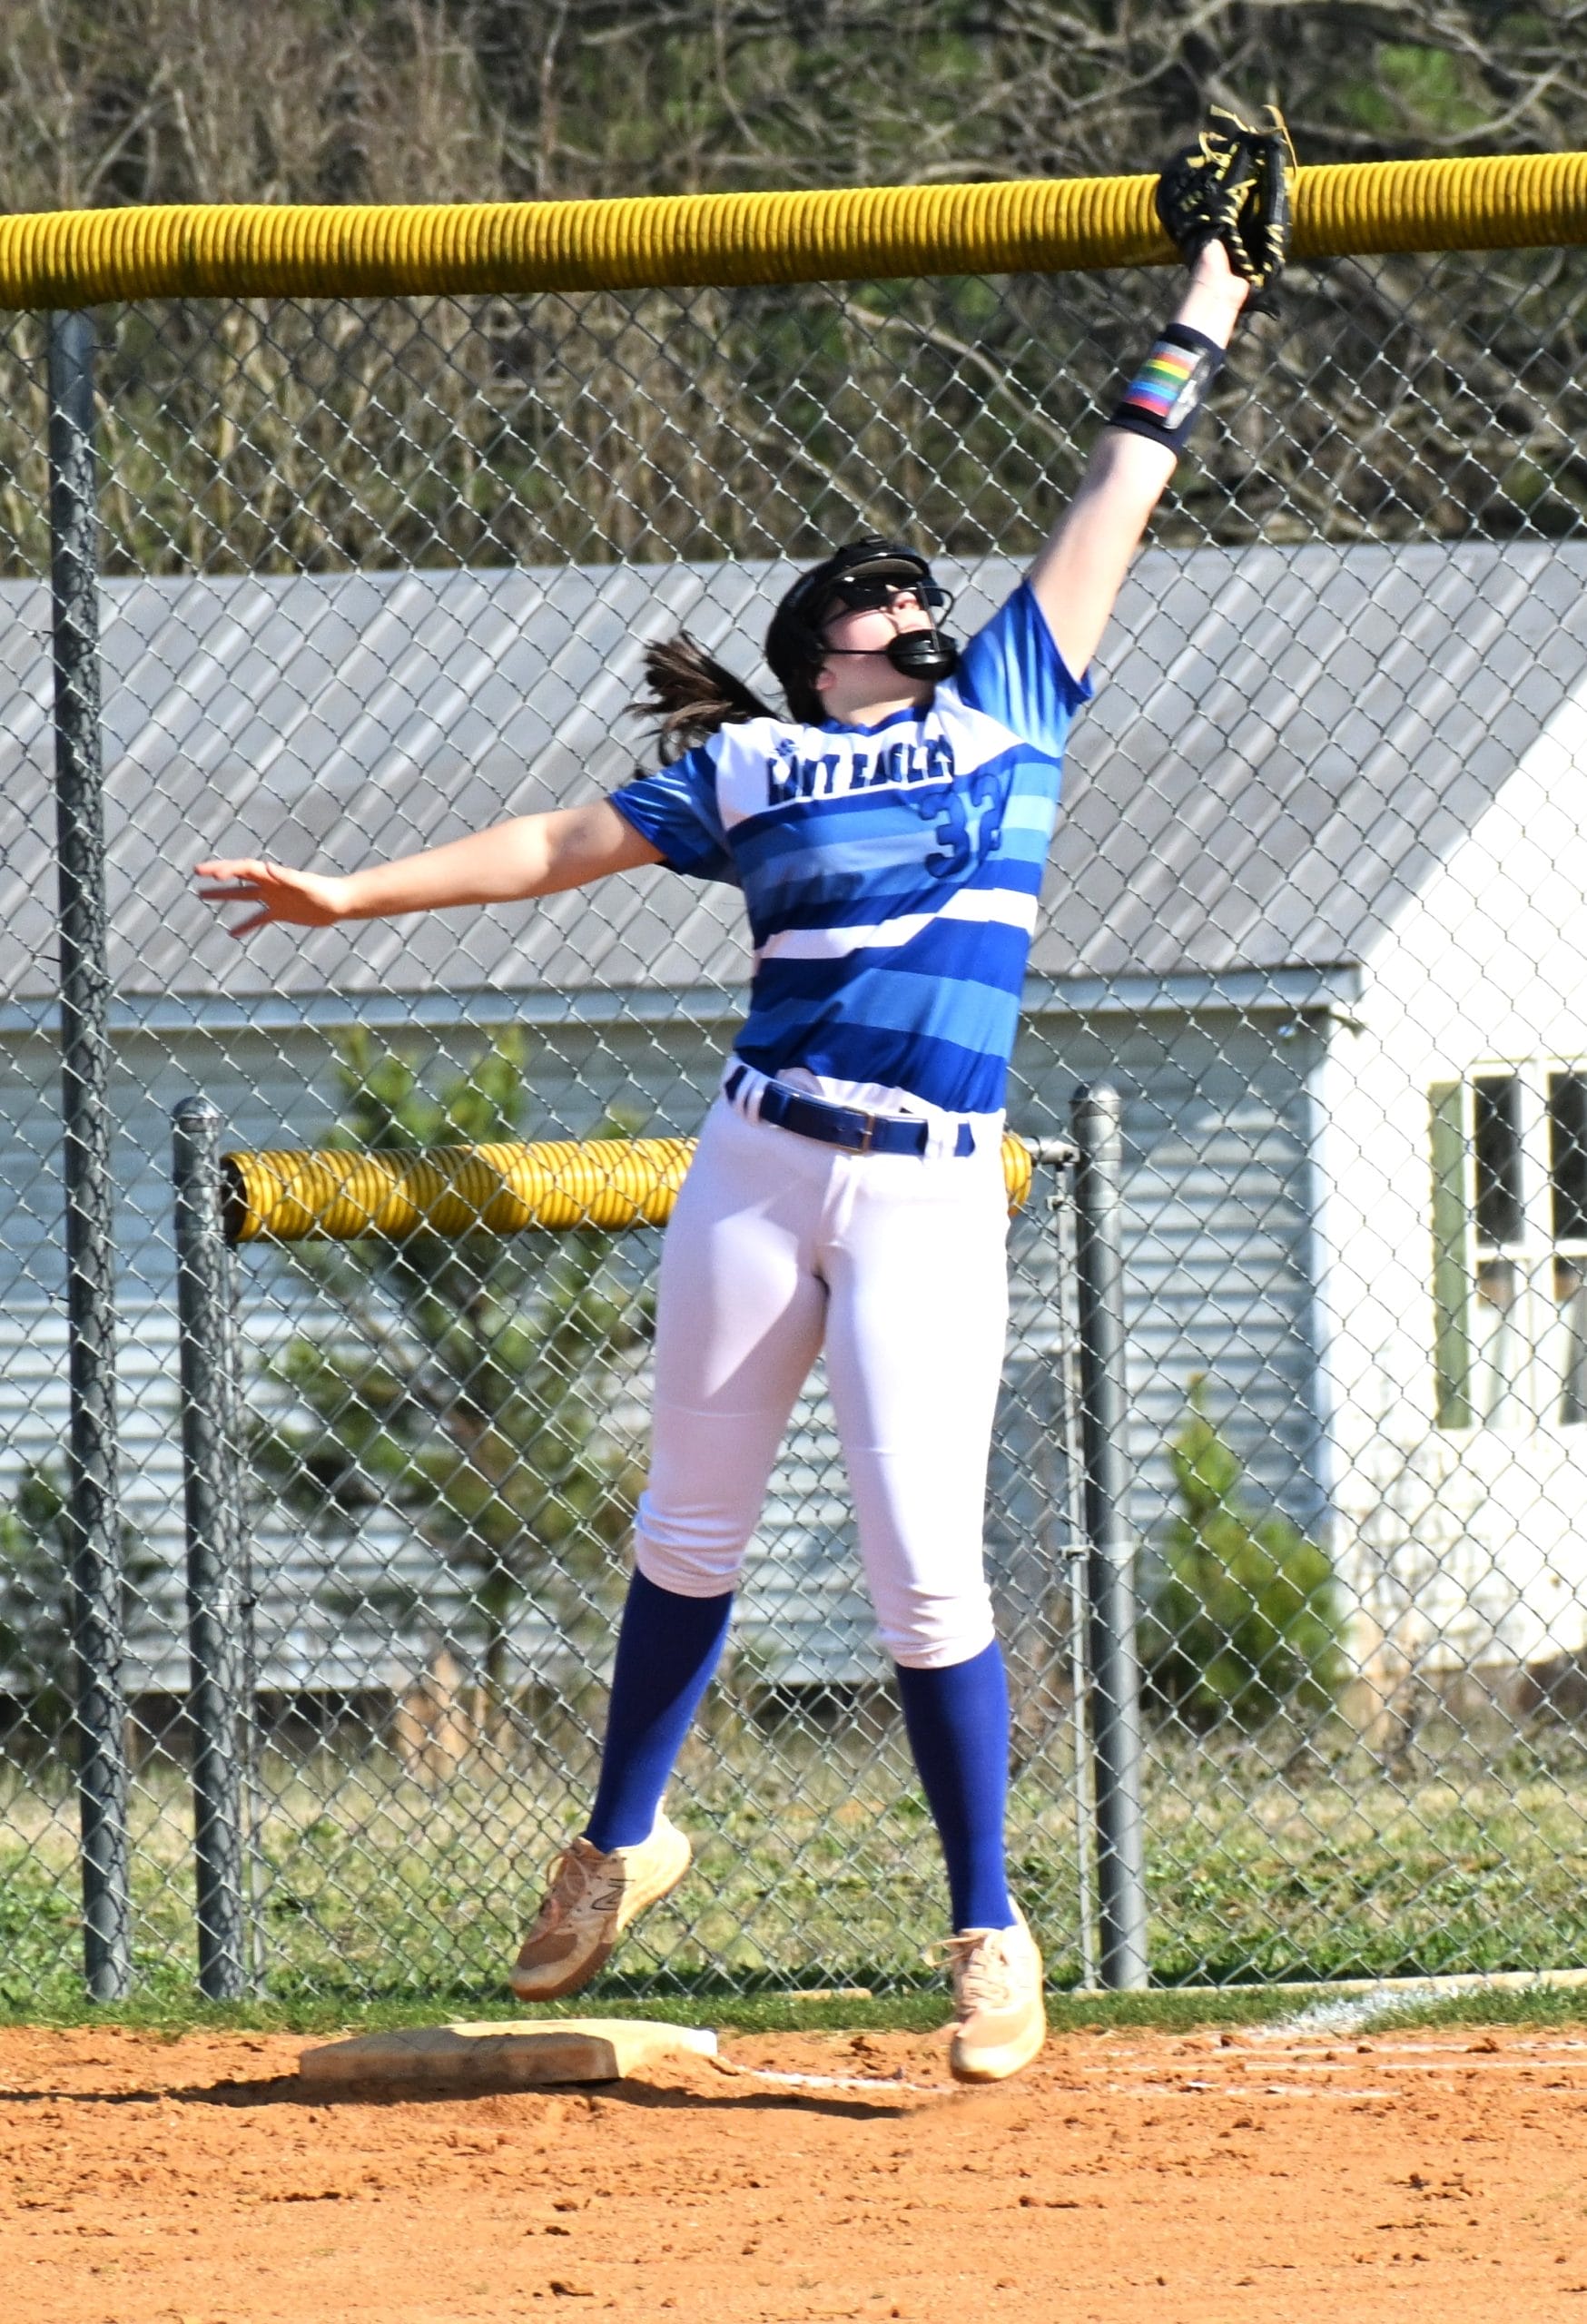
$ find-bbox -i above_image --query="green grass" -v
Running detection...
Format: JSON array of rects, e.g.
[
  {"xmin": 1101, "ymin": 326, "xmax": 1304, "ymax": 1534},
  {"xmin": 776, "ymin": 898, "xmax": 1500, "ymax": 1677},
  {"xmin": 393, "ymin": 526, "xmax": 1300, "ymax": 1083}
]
[
  {"xmin": 5, "ymin": 1712, "xmax": 1587, "ymax": 2034},
  {"xmin": 5, "ymin": 1983, "xmax": 1587, "ymax": 2041}
]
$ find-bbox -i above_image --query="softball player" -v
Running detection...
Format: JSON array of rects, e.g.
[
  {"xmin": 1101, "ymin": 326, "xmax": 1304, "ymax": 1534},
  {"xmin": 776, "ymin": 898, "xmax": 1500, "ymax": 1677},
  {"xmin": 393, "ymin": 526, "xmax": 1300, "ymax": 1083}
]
[{"xmin": 200, "ymin": 192, "xmax": 1266, "ymax": 2081}]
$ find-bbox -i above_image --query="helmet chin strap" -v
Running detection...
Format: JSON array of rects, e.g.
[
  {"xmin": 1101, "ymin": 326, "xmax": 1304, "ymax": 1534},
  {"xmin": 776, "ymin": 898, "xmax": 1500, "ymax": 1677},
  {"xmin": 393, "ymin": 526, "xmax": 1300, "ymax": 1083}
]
[{"xmin": 822, "ymin": 631, "xmax": 961, "ymax": 681}]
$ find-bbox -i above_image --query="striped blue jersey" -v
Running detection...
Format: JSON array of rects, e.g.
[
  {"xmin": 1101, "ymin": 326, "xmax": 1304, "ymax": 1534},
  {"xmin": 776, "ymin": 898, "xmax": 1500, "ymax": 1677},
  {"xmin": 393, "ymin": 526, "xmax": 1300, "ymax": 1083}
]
[{"xmin": 609, "ymin": 580, "xmax": 1089, "ymax": 1118}]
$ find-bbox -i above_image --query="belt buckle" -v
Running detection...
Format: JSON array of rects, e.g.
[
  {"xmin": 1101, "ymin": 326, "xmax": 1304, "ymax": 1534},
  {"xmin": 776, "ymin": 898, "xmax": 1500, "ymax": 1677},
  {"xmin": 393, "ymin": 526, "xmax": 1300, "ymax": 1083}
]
[{"xmin": 856, "ymin": 1110, "xmax": 877, "ymax": 1154}]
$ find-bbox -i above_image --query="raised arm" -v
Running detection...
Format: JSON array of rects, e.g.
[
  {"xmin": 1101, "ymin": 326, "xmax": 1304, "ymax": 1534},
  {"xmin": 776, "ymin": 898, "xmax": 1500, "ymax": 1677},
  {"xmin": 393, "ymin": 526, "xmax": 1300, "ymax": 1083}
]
[
  {"xmin": 195, "ymin": 801, "xmax": 663, "ymax": 939},
  {"xmin": 1028, "ymin": 240, "xmax": 1249, "ymax": 682}
]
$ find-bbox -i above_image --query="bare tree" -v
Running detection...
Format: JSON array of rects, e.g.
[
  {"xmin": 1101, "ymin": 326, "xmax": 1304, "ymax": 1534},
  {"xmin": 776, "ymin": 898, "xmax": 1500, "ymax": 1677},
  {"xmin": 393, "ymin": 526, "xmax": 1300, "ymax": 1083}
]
[
  {"xmin": 0, "ymin": 1, "xmax": 1575, "ymax": 581},
  {"xmin": 0, "ymin": 2, "xmax": 1579, "ymax": 216}
]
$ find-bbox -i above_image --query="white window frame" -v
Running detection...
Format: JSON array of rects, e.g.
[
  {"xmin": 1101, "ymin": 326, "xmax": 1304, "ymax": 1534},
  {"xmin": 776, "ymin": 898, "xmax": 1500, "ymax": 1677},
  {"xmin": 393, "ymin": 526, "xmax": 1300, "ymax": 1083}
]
[{"xmin": 1432, "ymin": 1059, "xmax": 1587, "ymax": 1432}]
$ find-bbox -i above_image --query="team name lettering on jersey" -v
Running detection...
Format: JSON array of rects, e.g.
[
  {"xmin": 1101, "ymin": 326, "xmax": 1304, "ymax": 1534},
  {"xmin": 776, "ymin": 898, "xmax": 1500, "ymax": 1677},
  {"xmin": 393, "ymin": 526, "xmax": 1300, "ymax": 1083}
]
[{"xmin": 766, "ymin": 734, "xmax": 955, "ymax": 805}]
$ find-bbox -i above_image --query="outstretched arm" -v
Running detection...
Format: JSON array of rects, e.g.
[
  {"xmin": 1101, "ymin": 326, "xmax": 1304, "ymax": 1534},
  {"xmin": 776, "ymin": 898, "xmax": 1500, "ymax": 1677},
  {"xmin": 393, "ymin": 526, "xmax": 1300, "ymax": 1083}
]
[
  {"xmin": 196, "ymin": 801, "xmax": 664, "ymax": 938},
  {"xmin": 1029, "ymin": 241, "xmax": 1250, "ymax": 682}
]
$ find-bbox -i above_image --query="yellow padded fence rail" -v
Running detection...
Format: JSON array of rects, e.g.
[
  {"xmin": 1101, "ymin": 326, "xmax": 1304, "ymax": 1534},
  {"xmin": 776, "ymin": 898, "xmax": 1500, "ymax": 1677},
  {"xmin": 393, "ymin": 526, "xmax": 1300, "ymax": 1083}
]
[
  {"xmin": 223, "ymin": 1133, "xmax": 1037, "ymax": 1244},
  {"xmin": 4, "ymin": 152, "xmax": 1585, "ymax": 311}
]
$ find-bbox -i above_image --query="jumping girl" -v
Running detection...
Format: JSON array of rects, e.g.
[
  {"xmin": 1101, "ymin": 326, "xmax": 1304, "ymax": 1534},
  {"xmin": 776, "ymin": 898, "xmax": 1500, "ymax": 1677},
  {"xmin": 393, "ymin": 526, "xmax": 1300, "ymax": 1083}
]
[{"xmin": 200, "ymin": 199, "xmax": 1262, "ymax": 2082}]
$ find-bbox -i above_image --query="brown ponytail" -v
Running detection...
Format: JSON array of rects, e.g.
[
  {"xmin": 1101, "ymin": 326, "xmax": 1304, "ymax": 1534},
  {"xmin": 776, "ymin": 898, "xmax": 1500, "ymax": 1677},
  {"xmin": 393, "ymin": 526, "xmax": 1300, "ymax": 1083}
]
[{"xmin": 630, "ymin": 633, "xmax": 776, "ymax": 762}]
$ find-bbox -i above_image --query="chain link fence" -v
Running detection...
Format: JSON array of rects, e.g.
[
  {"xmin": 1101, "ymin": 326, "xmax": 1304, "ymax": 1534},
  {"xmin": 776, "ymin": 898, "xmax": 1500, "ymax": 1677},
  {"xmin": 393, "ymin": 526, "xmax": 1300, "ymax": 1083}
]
[{"xmin": 5, "ymin": 235, "xmax": 1587, "ymax": 2006}]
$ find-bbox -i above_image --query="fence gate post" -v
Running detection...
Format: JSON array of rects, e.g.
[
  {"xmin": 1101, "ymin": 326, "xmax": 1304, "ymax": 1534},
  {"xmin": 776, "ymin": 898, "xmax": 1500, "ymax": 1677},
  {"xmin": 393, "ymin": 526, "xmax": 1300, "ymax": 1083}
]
[
  {"xmin": 49, "ymin": 307, "xmax": 132, "ymax": 2002},
  {"xmin": 1023, "ymin": 1136, "xmax": 1098, "ymax": 1989},
  {"xmin": 172, "ymin": 1097, "xmax": 251, "ymax": 1999},
  {"xmin": 1070, "ymin": 1085, "xmax": 1148, "ymax": 1990}
]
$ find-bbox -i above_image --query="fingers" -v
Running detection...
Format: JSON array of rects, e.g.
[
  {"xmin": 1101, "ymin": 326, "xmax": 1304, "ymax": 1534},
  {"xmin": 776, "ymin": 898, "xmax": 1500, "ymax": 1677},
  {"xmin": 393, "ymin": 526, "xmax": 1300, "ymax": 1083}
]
[
  {"xmin": 194, "ymin": 871, "xmax": 275, "ymax": 938},
  {"xmin": 192, "ymin": 855, "xmax": 305, "ymax": 937},
  {"xmin": 194, "ymin": 861, "xmax": 273, "ymax": 915},
  {"xmin": 192, "ymin": 856, "xmax": 346, "ymax": 934}
]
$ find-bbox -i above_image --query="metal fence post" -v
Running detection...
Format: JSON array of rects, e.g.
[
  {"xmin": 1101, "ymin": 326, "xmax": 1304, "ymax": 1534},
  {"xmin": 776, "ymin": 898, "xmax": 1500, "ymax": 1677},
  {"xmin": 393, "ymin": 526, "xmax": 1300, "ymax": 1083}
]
[
  {"xmin": 49, "ymin": 307, "xmax": 131, "ymax": 2003},
  {"xmin": 1025, "ymin": 1135, "xmax": 1099, "ymax": 1992},
  {"xmin": 173, "ymin": 1097, "xmax": 251, "ymax": 1999},
  {"xmin": 1070, "ymin": 1086, "xmax": 1148, "ymax": 1990}
]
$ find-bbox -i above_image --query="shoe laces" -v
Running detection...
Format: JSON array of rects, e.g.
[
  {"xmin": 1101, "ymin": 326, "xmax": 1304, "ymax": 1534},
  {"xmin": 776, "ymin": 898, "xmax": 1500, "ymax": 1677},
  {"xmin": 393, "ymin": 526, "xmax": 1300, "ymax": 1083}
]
[
  {"xmin": 938, "ymin": 1926, "xmax": 1022, "ymax": 2016},
  {"xmin": 530, "ymin": 1840, "xmax": 627, "ymax": 1936}
]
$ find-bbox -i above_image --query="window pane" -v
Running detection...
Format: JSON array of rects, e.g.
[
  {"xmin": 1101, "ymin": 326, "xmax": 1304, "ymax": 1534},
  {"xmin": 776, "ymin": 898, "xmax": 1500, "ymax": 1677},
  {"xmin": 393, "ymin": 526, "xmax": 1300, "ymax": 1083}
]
[
  {"xmin": 1474, "ymin": 1075, "xmax": 1523, "ymax": 1246},
  {"xmin": 1551, "ymin": 1072, "xmax": 1587, "ymax": 1242},
  {"xmin": 1473, "ymin": 1257, "xmax": 1523, "ymax": 1425},
  {"xmin": 1557, "ymin": 1257, "xmax": 1587, "ymax": 1424}
]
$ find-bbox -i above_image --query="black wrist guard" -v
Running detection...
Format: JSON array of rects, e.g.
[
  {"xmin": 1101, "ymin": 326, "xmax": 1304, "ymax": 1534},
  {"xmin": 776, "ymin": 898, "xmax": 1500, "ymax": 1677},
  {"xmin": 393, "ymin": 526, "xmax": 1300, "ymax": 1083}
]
[{"xmin": 1107, "ymin": 323, "xmax": 1225, "ymax": 455}]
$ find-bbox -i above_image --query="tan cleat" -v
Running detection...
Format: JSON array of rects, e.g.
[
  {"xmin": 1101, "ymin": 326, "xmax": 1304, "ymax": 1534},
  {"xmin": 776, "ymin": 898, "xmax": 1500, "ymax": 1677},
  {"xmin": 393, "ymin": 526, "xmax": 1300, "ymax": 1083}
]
[
  {"xmin": 941, "ymin": 1904, "xmax": 1046, "ymax": 2084},
  {"xmin": 509, "ymin": 1813, "xmax": 693, "ymax": 2003}
]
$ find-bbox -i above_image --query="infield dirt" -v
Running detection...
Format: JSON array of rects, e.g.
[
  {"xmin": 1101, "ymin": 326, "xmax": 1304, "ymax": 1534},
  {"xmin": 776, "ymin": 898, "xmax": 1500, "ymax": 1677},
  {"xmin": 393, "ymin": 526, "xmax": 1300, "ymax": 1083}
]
[{"xmin": 3, "ymin": 2020, "xmax": 1584, "ymax": 2320}]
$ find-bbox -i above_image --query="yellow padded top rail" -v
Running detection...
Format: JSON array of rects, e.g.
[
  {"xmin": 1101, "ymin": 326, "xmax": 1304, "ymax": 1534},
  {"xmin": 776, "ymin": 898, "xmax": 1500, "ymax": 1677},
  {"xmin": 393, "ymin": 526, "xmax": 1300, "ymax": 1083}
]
[
  {"xmin": 4, "ymin": 152, "xmax": 1584, "ymax": 310},
  {"xmin": 223, "ymin": 1132, "xmax": 1037, "ymax": 1243}
]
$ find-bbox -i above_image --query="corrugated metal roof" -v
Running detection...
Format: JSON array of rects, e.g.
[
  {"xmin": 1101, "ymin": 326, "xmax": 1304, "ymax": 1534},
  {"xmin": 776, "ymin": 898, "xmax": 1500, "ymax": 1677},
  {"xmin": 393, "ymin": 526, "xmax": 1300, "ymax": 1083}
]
[
  {"xmin": 1057, "ymin": 538, "xmax": 1587, "ymax": 979},
  {"xmin": 2, "ymin": 541, "xmax": 1582, "ymax": 1004}
]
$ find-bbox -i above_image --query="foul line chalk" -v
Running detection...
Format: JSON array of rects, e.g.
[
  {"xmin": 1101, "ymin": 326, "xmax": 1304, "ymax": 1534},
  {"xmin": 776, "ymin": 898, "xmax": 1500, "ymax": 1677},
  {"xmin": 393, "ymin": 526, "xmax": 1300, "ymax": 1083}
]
[
  {"xmin": 1246, "ymin": 1965, "xmax": 1587, "ymax": 2044},
  {"xmin": 713, "ymin": 2060, "xmax": 946, "ymax": 2095}
]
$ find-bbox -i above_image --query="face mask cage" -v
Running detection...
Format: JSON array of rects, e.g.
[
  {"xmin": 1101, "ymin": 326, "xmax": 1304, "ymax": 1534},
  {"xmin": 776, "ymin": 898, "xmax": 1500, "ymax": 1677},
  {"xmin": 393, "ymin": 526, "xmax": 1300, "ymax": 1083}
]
[{"xmin": 816, "ymin": 566, "xmax": 961, "ymax": 684}]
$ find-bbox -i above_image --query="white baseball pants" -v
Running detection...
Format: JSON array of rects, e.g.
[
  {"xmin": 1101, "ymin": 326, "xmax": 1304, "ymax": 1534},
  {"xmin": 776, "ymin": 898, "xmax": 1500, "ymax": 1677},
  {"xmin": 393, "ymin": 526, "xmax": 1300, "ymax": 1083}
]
[{"xmin": 633, "ymin": 1097, "xmax": 1010, "ymax": 1669}]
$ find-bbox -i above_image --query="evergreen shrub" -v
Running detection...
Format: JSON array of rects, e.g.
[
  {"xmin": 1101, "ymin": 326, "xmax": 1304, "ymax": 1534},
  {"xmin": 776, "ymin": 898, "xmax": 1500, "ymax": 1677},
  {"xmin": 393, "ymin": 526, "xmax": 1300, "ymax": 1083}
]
[{"xmin": 1142, "ymin": 1380, "xmax": 1346, "ymax": 1728}]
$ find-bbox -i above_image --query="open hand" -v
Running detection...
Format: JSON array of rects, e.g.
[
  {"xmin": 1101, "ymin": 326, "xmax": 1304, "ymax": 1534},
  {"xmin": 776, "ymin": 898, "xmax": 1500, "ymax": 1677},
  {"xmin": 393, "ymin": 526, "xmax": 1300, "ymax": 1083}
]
[{"xmin": 193, "ymin": 857, "xmax": 351, "ymax": 938}]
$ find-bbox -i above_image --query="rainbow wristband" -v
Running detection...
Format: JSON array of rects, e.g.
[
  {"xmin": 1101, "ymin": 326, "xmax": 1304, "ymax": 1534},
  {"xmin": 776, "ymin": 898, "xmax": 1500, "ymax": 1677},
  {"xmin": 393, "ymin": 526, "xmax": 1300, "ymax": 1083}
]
[{"xmin": 1107, "ymin": 322, "xmax": 1224, "ymax": 453}]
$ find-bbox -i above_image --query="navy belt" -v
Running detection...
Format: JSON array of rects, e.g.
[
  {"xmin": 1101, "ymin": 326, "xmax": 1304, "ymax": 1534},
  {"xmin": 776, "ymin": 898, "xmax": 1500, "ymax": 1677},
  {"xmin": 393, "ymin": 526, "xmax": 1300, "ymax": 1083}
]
[{"xmin": 725, "ymin": 1066, "xmax": 974, "ymax": 1157}]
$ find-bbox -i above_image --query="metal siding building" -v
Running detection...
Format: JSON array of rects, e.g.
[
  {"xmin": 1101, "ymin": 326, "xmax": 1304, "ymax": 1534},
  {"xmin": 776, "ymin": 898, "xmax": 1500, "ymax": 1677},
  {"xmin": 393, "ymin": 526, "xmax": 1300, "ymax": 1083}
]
[{"xmin": 5, "ymin": 540, "xmax": 1584, "ymax": 1694}]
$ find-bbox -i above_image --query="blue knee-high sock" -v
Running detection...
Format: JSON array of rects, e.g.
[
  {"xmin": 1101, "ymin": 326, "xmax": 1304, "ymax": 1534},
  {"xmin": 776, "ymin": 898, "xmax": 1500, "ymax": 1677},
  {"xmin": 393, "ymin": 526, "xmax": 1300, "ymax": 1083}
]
[
  {"xmin": 584, "ymin": 1571, "xmax": 734, "ymax": 1852},
  {"xmin": 894, "ymin": 1641, "xmax": 1014, "ymax": 1933}
]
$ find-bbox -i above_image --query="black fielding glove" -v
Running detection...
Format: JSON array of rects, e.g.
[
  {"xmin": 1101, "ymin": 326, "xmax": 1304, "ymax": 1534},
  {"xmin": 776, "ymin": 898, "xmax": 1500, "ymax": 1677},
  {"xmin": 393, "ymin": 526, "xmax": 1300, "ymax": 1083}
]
[{"xmin": 1155, "ymin": 103, "xmax": 1295, "ymax": 307}]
